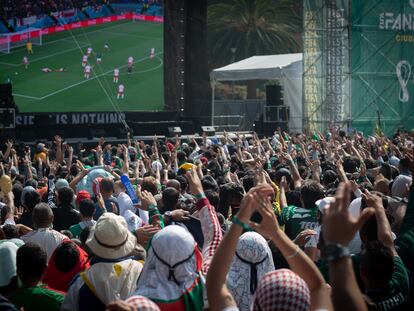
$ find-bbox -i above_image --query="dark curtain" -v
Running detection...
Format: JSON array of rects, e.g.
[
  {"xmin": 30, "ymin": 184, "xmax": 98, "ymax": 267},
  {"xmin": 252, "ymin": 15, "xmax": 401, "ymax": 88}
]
[{"xmin": 164, "ymin": 0, "xmax": 211, "ymax": 126}]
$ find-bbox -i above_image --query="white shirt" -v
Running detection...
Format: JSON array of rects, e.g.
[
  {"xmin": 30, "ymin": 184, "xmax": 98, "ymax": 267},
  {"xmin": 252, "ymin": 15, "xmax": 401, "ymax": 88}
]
[
  {"xmin": 87, "ymin": 47, "xmax": 92, "ymax": 53},
  {"xmin": 128, "ymin": 57, "xmax": 133, "ymax": 64},
  {"xmin": 85, "ymin": 65, "xmax": 91, "ymax": 73},
  {"xmin": 82, "ymin": 55, "xmax": 88, "ymax": 62},
  {"xmin": 23, "ymin": 57, "xmax": 28, "ymax": 63},
  {"xmin": 114, "ymin": 68, "xmax": 119, "ymax": 76},
  {"xmin": 117, "ymin": 192, "xmax": 134, "ymax": 217},
  {"xmin": 150, "ymin": 48, "xmax": 155, "ymax": 54},
  {"xmin": 21, "ymin": 228, "xmax": 68, "ymax": 261},
  {"xmin": 118, "ymin": 84, "xmax": 125, "ymax": 92},
  {"xmin": 117, "ymin": 192, "xmax": 149, "ymax": 223}
]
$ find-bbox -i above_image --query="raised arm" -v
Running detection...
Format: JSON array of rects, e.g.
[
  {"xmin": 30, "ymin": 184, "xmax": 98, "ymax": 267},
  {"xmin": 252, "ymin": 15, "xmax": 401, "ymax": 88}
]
[
  {"xmin": 69, "ymin": 162, "xmax": 89, "ymax": 192},
  {"xmin": 3, "ymin": 140, "xmax": 13, "ymax": 161},
  {"xmin": 249, "ymin": 188, "xmax": 333, "ymax": 311},
  {"xmin": 54, "ymin": 135, "xmax": 63, "ymax": 164},
  {"xmin": 282, "ymin": 152, "xmax": 302, "ymax": 188},
  {"xmin": 279, "ymin": 175, "xmax": 288, "ymax": 208},
  {"xmin": 186, "ymin": 169, "xmax": 222, "ymax": 274},
  {"xmin": 206, "ymin": 185, "xmax": 273, "ymax": 311},
  {"xmin": 322, "ymin": 182, "xmax": 375, "ymax": 311},
  {"xmin": 363, "ymin": 190, "xmax": 396, "ymax": 255}
]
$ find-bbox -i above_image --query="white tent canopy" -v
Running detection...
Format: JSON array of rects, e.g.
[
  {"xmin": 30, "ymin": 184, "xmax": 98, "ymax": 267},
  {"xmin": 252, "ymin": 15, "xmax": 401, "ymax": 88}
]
[{"xmin": 210, "ymin": 53, "xmax": 303, "ymax": 131}]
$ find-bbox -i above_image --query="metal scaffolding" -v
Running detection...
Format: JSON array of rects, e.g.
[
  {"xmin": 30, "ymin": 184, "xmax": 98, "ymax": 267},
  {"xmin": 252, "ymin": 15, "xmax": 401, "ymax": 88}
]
[{"xmin": 303, "ymin": 0, "xmax": 351, "ymax": 132}]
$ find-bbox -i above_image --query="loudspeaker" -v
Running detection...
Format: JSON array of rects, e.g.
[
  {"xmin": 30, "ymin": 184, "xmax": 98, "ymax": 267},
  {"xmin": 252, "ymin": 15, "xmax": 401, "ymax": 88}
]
[
  {"xmin": 0, "ymin": 83, "xmax": 12, "ymax": 100},
  {"xmin": 168, "ymin": 126, "xmax": 182, "ymax": 136},
  {"xmin": 201, "ymin": 126, "xmax": 215, "ymax": 136},
  {"xmin": 0, "ymin": 108, "xmax": 15, "ymax": 129},
  {"xmin": 266, "ymin": 85, "xmax": 283, "ymax": 106}
]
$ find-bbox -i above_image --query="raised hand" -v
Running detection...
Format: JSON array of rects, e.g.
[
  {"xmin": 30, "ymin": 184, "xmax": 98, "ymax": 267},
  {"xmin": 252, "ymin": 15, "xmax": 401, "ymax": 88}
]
[
  {"xmin": 170, "ymin": 209, "xmax": 191, "ymax": 222},
  {"xmin": 294, "ymin": 229, "xmax": 318, "ymax": 246},
  {"xmin": 280, "ymin": 175, "xmax": 288, "ymax": 190},
  {"xmin": 96, "ymin": 193, "xmax": 106, "ymax": 211},
  {"xmin": 5, "ymin": 140, "xmax": 13, "ymax": 149},
  {"xmin": 136, "ymin": 224, "xmax": 160, "ymax": 246},
  {"xmin": 322, "ymin": 182, "xmax": 375, "ymax": 245},
  {"xmin": 54, "ymin": 135, "xmax": 62, "ymax": 145},
  {"xmin": 248, "ymin": 188, "xmax": 279, "ymax": 239},
  {"xmin": 186, "ymin": 169, "xmax": 204, "ymax": 196},
  {"xmin": 139, "ymin": 190, "xmax": 157, "ymax": 211}
]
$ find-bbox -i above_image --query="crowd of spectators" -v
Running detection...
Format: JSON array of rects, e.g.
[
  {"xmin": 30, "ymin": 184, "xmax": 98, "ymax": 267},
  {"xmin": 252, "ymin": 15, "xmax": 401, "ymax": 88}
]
[
  {"xmin": 0, "ymin": 0, "xmax": 95, "ymax": 20},
  {"xmin": 0, "ymin": 0, "xmax": 161, "ymax": 21},
  {"xmin": 0, "ymin": 128, "xmax": 413, "ymax": 311}
]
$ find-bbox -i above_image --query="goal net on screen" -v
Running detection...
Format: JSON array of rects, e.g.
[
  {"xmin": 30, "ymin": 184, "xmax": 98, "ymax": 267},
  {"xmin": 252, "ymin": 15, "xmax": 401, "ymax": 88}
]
[{"xmin": 0, "ymin": 27, "xmax": 42, "ymax": 54}]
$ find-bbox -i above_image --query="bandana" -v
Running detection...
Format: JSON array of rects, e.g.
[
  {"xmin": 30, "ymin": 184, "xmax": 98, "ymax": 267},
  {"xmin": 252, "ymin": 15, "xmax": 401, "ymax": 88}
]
[
  {"xmin": 126, "ymin": 295, "xmax": 160, "ymax": 310},
  {"xmin": 252, "ymin": 269, "xmax": 310, "ymax": 311},
  {"xmin": 227, "ymin": 232, "xmax": 274, "ymax": 311}
]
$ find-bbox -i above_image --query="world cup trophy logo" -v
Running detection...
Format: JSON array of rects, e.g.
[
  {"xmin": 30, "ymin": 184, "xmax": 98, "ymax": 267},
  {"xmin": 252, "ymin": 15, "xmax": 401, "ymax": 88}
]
[{"xmin": 396, "ymin": 60, "xmax": 411, "ymax": 102}]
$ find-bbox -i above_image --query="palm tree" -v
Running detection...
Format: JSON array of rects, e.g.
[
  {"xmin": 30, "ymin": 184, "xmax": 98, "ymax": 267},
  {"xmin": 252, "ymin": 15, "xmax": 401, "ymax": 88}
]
[{"xmin": 208, "ymin": 0, "xmax": 301, "ymax": 98}]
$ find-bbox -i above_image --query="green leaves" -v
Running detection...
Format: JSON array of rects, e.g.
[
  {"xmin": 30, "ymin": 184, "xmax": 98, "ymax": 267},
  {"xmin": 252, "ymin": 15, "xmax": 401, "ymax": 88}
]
[{"xmin": 208, "ymin": 0, "xmax": 301, "ymax": 67}]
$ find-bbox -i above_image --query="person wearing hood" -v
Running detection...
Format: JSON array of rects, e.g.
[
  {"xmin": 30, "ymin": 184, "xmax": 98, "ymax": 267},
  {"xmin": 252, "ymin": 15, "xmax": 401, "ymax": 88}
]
[
  {"xmin": 133, "ymin": 169, "xmax": 222, "ymax": 311},
  {"xmin": 62, "ymin": 213, "xmax": 143, "ymax": 311}
]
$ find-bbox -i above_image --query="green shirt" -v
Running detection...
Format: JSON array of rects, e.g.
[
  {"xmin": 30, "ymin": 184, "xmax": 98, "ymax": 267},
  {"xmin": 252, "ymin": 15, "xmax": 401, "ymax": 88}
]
[
  {"xmin": 395, "ymin": 185, "xmax": 414, "ymax": 275},
  {"xmin": 279, "ymin": 205, "xmax": 319, "ymax": 240},
  {"xmin": 11, "ymin": 284, "xmax": 65, "ymax": 311},
  {"xmin": 68, "ymin": 223, "xmax": 82, "ymax": 238},
  {"xmin": 365, "ymin": 256, "xmax": 410, "ymax": 311}
]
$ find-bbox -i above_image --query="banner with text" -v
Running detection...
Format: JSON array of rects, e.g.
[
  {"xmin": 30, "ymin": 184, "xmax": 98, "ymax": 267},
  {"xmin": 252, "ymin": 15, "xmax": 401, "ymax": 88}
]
[{"xmin": 351, "ymin": 0, "xmax": 414, "ymax": 134}]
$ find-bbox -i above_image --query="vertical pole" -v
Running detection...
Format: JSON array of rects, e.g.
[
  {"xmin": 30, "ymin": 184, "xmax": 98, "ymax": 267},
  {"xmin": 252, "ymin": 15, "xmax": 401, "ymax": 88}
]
[{"xmin": 211, "ymin": 80, "xmax": 215, "ymax": 126}]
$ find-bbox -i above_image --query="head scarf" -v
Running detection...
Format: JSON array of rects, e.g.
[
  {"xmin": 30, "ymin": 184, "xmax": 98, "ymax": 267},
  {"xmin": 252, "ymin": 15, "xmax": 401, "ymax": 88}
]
[
  {"xmin": 135, "ymin": 225, "xmax": 204, "ymax": 311},
  {"xmin": 252, "ymin": 269, "xmax": 310, "ymax": 311},
  {"xmin": 227, "ymin": 232, "xmax": 274, "ymax": 311},
  {"xmin": 42, "ymin": 240, "xmax": 90, "ymax": 292},
  {"xmin": 0, "ymin": 242, "xmax": 19, "ymax": 287},
  {"xmin": 125, "ymin": 296, "xmax": 160, "ymax": 311},
  {"xmin": 392, "ymin": 175, "xmax": 412, "ymax": 198}
]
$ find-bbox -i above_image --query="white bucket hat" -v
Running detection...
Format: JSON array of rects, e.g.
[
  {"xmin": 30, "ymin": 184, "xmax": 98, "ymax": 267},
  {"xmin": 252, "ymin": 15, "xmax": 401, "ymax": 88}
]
[{"xmin": 86, "ymin": 213, "xmax": 136, "ymax": 259}]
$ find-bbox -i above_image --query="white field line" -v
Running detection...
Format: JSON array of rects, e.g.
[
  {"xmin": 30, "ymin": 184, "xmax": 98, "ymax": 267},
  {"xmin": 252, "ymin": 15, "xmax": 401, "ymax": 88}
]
[
  {"xmin": 12, "ymin": 52, "xmax": 164, "ymax": 100},
  {"xmin": 1, "ymin": 43, "xmax": 90, "ymax": 66},
  {"xmin": 101, "ymin": 55, "xmax": 163, "ymax": 77},
  {"xmin": 12, "ymin": 93, "xmax": 41, "ymax": 100},
  {"xmin": 0, "ymin": 61, "xmax": 20, "ymax": 67}
]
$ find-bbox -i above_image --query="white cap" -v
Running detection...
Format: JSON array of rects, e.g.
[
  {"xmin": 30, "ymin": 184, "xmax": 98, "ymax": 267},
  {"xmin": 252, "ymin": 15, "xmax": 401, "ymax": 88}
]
[{"xmin": 315, "ymin": 197, "xmax": 335, "ymax": 213}]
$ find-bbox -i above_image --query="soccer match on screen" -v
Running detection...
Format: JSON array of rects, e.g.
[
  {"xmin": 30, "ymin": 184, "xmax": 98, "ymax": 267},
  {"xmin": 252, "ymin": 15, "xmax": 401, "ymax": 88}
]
[{"xmin": 0, "ymin": 1, "xmax": 414, "ymax": 311}]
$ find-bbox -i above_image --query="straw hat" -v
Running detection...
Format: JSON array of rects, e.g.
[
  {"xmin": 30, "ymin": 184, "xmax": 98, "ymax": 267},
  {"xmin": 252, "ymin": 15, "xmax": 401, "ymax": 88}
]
[{"xmin": 86, "ymin": 213, "xmax": 136, "ymax": 259}]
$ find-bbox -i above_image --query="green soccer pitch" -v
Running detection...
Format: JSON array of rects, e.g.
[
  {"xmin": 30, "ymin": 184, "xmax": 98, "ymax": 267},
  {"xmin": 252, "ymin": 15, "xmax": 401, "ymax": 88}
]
[{"xmin": 0, "ymin": 20, "xmax": 163, "ymax": 113}]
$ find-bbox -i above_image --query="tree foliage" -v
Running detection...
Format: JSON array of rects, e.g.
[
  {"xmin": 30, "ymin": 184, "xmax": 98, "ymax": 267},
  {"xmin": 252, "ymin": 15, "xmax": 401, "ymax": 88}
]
[{"xmin": 208, "ymin": 0, "xmax": 301, "ymax": 68}]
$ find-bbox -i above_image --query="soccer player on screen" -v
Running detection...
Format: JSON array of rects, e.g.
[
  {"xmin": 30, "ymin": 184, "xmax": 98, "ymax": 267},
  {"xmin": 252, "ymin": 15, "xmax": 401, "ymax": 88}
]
[
  {"xmin": 117, "ymin": 83, "xmax": 125, "ymax": 99},
  {"xmin": 113, "ymin": 68, "xmax": 119, "ymax": 83},
  {"xmin": 104, "ymin": 43, "xmax": 110, "ymax": 52},
  {"xmin": 26, "ymin": 41, "xmax": 33, "ymax": 54},
  {"xmin": 87, "ymin": 47, "xmax": 93, "ymax": 55},
  {"xmin": 82, "ymin": 54, "xmax": 88, "ymax": 67},
  {"xmin": 23, "ymin": 56, "xmax": 29, "ymax": 69},
  {"xmin": 84, "ymin": 65, "xmax": 91, "ymax": 79},
  {"xmin": 150, "ymin": 48, "xmax": 155, "ymax": 59},
  {"xmin": 127, "ymin": 56, "xmax": 134, "ymax": 74},
  {"xmin": 96, "ymin": 52, "xmax": 102, "ymax": 64}
]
